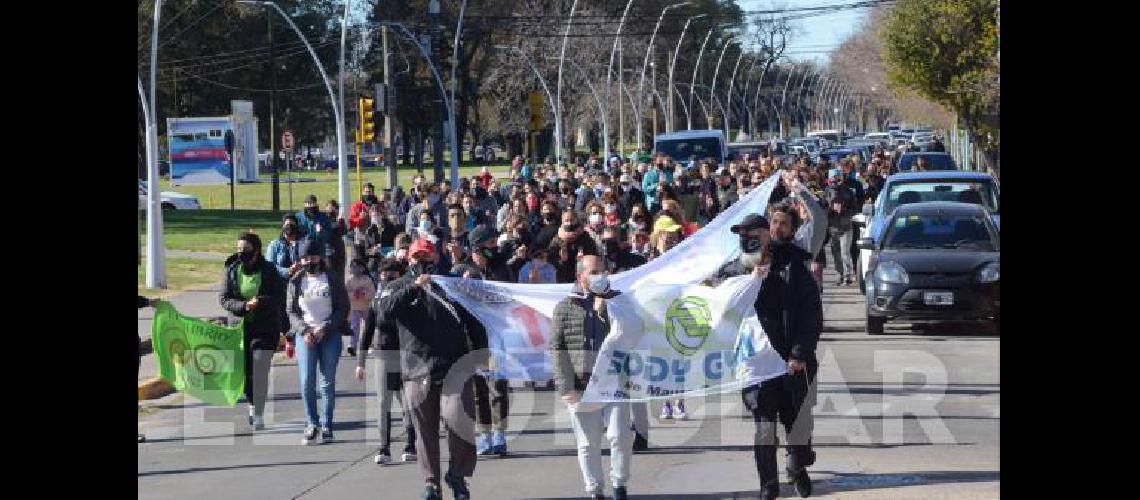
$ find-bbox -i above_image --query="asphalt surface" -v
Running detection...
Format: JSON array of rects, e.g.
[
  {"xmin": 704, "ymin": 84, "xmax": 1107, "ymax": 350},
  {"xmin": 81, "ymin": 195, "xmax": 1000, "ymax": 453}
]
[{"xmin": 137, "ymin": 266, "xmax": 999, "ymax": 499}]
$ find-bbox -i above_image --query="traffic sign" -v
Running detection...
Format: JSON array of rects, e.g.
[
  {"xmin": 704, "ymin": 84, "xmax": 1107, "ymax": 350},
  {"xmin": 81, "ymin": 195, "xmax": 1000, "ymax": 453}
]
[{"xmin": 282, "ymin": 130, "xmax": 294, "ymax": 150}]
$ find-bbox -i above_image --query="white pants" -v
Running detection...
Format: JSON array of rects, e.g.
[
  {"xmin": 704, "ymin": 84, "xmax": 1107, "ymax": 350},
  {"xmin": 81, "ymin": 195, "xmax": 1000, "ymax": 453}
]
[{"xmin": 567, "ymin": 402, "xmax": 634, "ymax": 496}]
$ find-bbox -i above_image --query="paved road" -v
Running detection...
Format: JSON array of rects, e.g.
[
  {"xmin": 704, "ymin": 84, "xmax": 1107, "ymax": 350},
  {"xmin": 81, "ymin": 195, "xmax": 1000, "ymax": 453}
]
[{"xmin": 137, "ymin": 267, "xmax": 999, "ymax": 499}]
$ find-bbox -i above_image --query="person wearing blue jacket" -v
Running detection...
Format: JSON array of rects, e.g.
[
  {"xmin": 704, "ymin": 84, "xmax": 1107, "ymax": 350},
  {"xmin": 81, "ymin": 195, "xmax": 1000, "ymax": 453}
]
[
  {"xmin": 296, "ymin": 194, "xmax": 334, "ymax": 249},
  {"xmin": 641, "ymin": 162, "xmax": 661, "ymax": 213},
  {"xmin": 266, "ymin": 214, "xmax": 306, "ymax": 279}
]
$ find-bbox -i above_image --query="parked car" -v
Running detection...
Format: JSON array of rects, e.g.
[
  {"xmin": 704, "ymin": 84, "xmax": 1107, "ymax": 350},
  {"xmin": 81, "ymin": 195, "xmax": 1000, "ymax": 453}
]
[
  {"xmin": 138, "ymin": 180, "xmax": 201, "ymax": 210},
  {"xmin": 853, "ymin": 170, "xmax": 1000, "ymax": 294},
  {"xmin": 859, "ymin": 201, "xmax": 999, "ymax": 334}
]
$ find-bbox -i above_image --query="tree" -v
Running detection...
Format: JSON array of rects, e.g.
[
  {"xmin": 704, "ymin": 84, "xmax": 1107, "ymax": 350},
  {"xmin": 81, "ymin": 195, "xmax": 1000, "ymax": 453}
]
[{"xmin": 881, "ymin": 0, "xmax": 999, "ymax": 175}]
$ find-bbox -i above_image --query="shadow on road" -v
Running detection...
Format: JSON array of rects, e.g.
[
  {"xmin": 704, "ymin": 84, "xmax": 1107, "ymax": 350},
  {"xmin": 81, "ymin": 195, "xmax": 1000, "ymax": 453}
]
[{"xmin": 138, "ymin": 460, "xmax": 347, "ymax": 477}]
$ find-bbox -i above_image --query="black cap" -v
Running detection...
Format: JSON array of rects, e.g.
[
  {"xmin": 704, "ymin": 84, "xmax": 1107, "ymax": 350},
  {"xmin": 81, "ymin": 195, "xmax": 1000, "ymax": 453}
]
[
  {"xmin": 468, "ymin": 225, "xmax": 495, "ymax": 247},
  {"xmin": 730, "ymin": 214, "xmax": 769, "ymax": 233}
]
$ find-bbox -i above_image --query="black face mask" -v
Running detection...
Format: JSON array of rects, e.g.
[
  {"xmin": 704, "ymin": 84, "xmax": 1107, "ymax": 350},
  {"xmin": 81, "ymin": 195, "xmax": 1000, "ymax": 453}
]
[
  {"xmin": 543, "ymin": 212, "xmax": 557, "ymax": 222},
  {"xmin": 304, "ymin": 206, "xmax": 319, "ymax": 217},
  {"xmin": 239, "ymin": 249, "xmax": 257, "ymax": 266},
  {"xmin": 305, "ymin": 261, "xmax": 323, "ymax": 274},
  {"xmin": 282, "ymin": 225, "xmax": 299, "ymax": 238},
  {"xmin": 739, "ymin": 235, "xmax": 763, "ymax": 254},
  {"xmin": 363, "ymin": 195, "xmax": 379, "ymax": 205},
  {"xmin": 563, "ymin": 223, "xmax": 580, "ymax": 233},
  {"xmin": 413, "ymin": 261, "xmax": 435, "ymax": 276}
]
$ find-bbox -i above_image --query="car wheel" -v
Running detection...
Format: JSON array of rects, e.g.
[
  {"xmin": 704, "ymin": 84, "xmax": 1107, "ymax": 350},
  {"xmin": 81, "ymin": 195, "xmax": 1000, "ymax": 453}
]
[
  {"xmin": 161, "ymin": 202, "xmax": 176, "ymax": 211},
  {"xmin": 866, "ymin": 314, "xmax": 885, "ymax": 335}
]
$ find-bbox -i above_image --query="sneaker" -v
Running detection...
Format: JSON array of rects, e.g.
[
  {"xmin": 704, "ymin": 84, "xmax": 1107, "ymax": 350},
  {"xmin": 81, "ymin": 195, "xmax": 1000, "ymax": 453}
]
[
  {"xmin": 347, "ymin": 346, "xmax": 356, "ymax": 357},
  {"xmin": 367, "ymin": 348, "xmax": 375, "ymax": 356},
  {"xmin": 660, "ymin": 401, "xmax": 674, "ymax": 420},
  {"xmin": 321, "ymin": 427, "xmax": 334, "ymax": 443},
  {"xmin": 402, "ymin": 449, "xmax": 418, "ymax": 462},
  {"xmin": 632, "ymin": 433, "xmax": 648, "ymax": 452},
  {"xmin": 491, "ymin": 430, "xmax": 507, "ymax": 455},
  {"xmin": 422, "ymin": 485, "xmax": 443, "ymax": 500},
  {"xmin": 675, "ymin": 401, "xmax": 687, "ymax": 420},
  {"xmin": 138, "ymin": 433, "xmax": 146, "ymax": 443},
  {"xmin": 476, "ymin": 433, "xmax": 492, "ymax": 455},
  {"xmin": 302, "ymin": 425, "xmax": 319, "ymax": 445},
  {"xmin": 248, "ymin": 405, "xmax": 256, "ymax": 426},
  {"xmin": 835, "ymin": 278, "xmax": 844, "ymax": 286},
  {"xmin": 252, "ymin": 415, "xmax": 265, "ymax": 431},
  {"xmin": 443, "ymin": 471, "xmax": 471, "ymax": 500},
  {"xmin": 614, "ymin": 486, "xmax": 629, "ymax": 500},
  {"xmin": 374, "ymin": 448, "xmax": 392, "ymax": 465},
  {"xmin": 792, "ymin": 469, "xmax": 812, "ymax": 497}
]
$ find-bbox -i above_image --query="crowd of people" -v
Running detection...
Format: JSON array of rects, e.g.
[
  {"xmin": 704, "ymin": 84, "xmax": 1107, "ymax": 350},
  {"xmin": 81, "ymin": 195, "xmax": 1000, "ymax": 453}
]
[{"xmin": 141, "ymin": 143, "xmax": 900, "ymax": 500}]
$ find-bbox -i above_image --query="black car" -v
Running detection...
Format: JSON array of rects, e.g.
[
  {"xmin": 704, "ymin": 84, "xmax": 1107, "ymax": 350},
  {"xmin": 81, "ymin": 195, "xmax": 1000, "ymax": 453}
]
[{"xmin": 859, "ymin": 202, "xmax": 999, "ymax": 334}]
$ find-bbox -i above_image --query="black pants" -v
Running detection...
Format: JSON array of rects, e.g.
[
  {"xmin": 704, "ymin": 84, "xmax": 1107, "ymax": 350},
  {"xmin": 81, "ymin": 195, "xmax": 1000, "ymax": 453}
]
[
  {"xmin": 741, "ymin": 364, "xmax": 818, "ymax": 493},
  {"xmin": 473, "ymin": 374, "xmax": 510, "ymax": 432}
]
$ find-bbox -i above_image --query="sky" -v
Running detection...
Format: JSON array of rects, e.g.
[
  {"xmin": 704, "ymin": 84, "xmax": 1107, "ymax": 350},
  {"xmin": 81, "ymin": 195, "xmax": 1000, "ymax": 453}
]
[{"xmin": 736, "ymin": 0, "xmax": 869, "ymax": 65}]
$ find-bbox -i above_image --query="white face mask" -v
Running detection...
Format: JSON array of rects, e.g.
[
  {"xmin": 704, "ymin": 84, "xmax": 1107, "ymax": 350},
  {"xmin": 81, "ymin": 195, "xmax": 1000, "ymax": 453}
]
[
  {"xmin": 589, "ymin": 214, "xmax": 603, "ymax": 225},
  {"xmin": 395, "ymin": 249, "xmax": 408, "ymax": 260},
  {"xmin": 419, "ymin": 220, "xmax": 432, "ymax": 232},
  {"xmin": 586, "ymin": 273, "xmax": 611, "ymax": 295}
]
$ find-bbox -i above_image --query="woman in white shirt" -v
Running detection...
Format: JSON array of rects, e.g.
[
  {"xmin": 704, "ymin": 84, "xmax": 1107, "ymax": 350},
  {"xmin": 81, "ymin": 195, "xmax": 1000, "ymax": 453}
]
[{"xmin": 287, "ymin": 239, "xmax": 350, "ymax": 445}]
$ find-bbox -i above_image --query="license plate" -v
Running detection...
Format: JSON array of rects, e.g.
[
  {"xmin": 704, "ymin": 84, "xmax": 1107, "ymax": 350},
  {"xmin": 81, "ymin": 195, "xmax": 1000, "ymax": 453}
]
[{"xmin": 923, "ymin": 292, "xmax": 954, "ymax": 306}]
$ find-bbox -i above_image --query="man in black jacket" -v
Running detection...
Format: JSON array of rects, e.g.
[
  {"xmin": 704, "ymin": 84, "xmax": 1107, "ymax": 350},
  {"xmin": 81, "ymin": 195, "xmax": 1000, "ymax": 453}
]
[
  {"xmin": 357, "ymin": 258, "xmax": 418, "ymax": 465},
  {"xmin": 375, "ymin": 237, "xmax": 488, "ymax": 500},
  {"xmin": 738, "ymin": 203, "xmax": 823, "ymax": 500},
  {"xmin": 219, "ymin": 232, "xmax": 287, "ymax": 431}
]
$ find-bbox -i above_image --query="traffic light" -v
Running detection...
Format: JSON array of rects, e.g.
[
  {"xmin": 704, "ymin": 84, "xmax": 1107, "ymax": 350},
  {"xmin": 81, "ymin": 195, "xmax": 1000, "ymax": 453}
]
[{"xmin": 358, "ymin": 97, "xmax": 376, "ymax": 143}]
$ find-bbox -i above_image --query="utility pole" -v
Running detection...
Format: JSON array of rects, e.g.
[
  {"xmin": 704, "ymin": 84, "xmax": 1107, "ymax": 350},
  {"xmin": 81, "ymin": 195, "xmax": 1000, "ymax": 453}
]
[
  {"xmin": 382, "ymin": 25, "xmax": 397, "ymax": 189},
  {"xmin": 268, "ymin": 7, "xmax": 280, "ymax": 211}
]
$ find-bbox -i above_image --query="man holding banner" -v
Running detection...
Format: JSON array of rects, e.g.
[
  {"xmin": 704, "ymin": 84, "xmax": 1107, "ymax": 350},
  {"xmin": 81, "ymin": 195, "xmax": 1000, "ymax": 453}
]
[
  {"xmin": 550, "ymin": 255, "xmax": 632, "ymax": 500},
  {"xmin": 737, "ymin": 202, "xmax": 823, "ymax": 500}
]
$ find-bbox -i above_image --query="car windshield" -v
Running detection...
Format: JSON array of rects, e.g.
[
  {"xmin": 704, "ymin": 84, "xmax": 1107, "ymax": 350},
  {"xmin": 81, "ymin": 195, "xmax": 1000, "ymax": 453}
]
[
  {"xmin": 883, "ymin": 213, "xmax": 997, "ymax": 251},
  {"xmin": 886, "ymin": 180, "xmax": 1000, "ymax": 215},
  {"xmin": 898, "ymin": 154, "xmax": 954, "ymax": 171},
  {"xmin": 656, "ymin": 137, "xmax": 723, "ymax": 162}
]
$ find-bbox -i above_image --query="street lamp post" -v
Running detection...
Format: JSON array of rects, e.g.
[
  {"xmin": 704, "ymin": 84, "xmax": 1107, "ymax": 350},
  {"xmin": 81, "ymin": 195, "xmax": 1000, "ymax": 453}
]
[
  {"xmin": 240, "ymin": 0, "xmax": 348, "ymax": 215},
  {"xmin": 606, "ymin": 0, "xmax": 639, "ymax": 159},
  {"xmin": 778, "ymin": 65, "xmax": 796, "ymax": 139},
  {"xmin": 668, "ymin": 13, "xmax": 706, "ymax": 132},
  {"xmin": 555, "ymin": 0, "xmax": 580, "ymax": 162},
  {"xmin": 498, "ymin": 46, "xmax": 557, "ymax": 160},
  {"xmin": 145, "ymin": 0, "xmax": 165, "ymax": 289},
  {"xmin": 708, "ymin": 38, "xmax": 738, "ymax": 132},
  {"xmin": 676, "ymin": 83, "xmax": 709, "ymax": 126},
  {"xmin": 638, "ymin": 2, "xmax": 688, "ymax": 149},
  {"xmin": 669, "ymin": 83, "xmax": 691, "ymax": 128},
  {"xmin": 338, "ymin": 0, "xmax": 348, "ymax": 217},
  {"xmin": 547, "ymin": 56, "xmax": 606, "ymax": 157},
  {"xmin": 725, "ymin": 44, "xmax": 748, "ymax": 141},
  {"xmin": 688, "ymin": 29, "xmax": 714, "ymax": 130}
]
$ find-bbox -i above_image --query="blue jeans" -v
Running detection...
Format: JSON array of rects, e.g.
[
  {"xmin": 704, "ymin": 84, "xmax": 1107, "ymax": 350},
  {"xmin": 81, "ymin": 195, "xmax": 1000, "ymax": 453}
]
[{"xmin": 296, "ymin": 332, "xmax": 342, "ymax": 428}]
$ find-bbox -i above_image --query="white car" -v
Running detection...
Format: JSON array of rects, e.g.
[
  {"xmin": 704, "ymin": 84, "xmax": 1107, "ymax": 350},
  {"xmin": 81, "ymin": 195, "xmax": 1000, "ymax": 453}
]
[{"xmin": 138, "ymin": 180, "xmax": 201, "ymax": 210}]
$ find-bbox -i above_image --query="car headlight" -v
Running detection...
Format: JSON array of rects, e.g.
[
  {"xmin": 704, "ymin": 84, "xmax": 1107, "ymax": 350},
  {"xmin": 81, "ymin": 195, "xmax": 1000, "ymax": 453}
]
[
  {"xmin": 978, "ymin": 262, "xmax": 1000, "ymax": 282},
  {"xmin": 875, "ymin": 261, "xmax": 909, "ymax": 284}
]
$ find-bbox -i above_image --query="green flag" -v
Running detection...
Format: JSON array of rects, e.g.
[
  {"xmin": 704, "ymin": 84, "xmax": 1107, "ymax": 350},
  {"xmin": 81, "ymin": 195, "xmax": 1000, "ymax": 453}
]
[{"xmin": 151, "ymin": 302, "xmax": 245, "ymax": 406}]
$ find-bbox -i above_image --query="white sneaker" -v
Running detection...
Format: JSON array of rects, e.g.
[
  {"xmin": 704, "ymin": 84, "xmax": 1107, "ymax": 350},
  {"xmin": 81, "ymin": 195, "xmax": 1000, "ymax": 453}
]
[
  {"xmin": 302, "ymin": 425, "xmax": 319, "ymax": 445},
  {"xmin": 374, "ymin": 450, "xmax": 392, "ymax": 465},
  {"xmin": 252, "ymin": 415, "xmax": 265, "ymax": 431},
  {"xmin": 402, "ymin": 451, "xmax": 417, "ymax": 462}
]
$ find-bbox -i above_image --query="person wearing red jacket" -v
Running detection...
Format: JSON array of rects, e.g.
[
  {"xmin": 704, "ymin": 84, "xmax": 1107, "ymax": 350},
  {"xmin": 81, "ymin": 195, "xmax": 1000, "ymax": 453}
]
[
  {"xmin": 349, "ymin": 182, "xmax": 381, "ymax": 231},
  {"xmin": 475, "ymin": 166, "xmax": 493, "ymax": 190}
]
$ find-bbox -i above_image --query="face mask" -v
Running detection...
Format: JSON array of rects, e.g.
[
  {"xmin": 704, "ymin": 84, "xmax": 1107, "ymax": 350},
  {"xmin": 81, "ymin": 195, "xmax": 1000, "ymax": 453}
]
[
  {"xmin": 605, "ymin": 204, "xmax": 617, "ymax": 213},
  {"xmin": 589, "ymin": 214, "xmax": 603, "ymax": 225},
  {"xmin": 419, "ymin": 220, "xmax": 432, "ymax": 232},
  {"xmin": 395, "ymin": 249, "xmax": 408, "ymax": 260},
  {"xmin": 363, "ymin": 195, "xmax": 378, "ymax": 205},
  {"xmin": 480, "ymin": 247, "xmax": 496, "ymax": 260},
  {"xmin": 740, "ymin": 235, "xmax": 763, "ymax": 254},
  {"xmin": 543, "ymin": 212, "xmax": 557, "ymax": 222},
  {"xmin": 371, "ymin": 215, "xmax": 382, "ymax": 225},
  {"xmin": 283, "ymin": 225, "xmax": 299, "ymax": 238},
  {"xmin": 305, "ymin": 261, "xmax": 322, "ymax": 274},
  {"xmin": 563, "ymin": 223, "xmax": 580, "ymax": 233},
  {"xmin": 586, "ymin": 273, "xmax": 611, "ymax": 295},
  {"xmin": 239, "ymin": 249, "xmax": 256, "ymax": 266},
  {"xmin": 304, "ymin": 206, "xmax": 318, "ymax": 217},
  {"xmin": 413, "ymin": 261, "xmax": 435, "ymax": 276}
]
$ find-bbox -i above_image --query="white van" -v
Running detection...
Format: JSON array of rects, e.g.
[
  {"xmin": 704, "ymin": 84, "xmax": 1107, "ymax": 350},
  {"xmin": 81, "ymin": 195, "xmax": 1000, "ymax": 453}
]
[{"xmin": 806, "ymin": 129, "xmax": 841, "ymax": 148}]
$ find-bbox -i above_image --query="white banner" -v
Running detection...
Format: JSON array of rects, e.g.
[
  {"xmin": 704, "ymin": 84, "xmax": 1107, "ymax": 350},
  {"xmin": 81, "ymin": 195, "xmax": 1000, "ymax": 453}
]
[
  {"xmin": 435, "ymin": 175, "xmax": 786, "ymax": 397},
  {"xmin": 581, "ymin": 275, "xmax": 787, "ymax": 403}
]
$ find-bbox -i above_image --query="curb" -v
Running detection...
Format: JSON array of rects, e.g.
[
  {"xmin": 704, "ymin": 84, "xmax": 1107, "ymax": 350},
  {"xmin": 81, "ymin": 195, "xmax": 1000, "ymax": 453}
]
[{"xmin": 138, "ymin": 377, "xmax": 174, "ymax": 400}]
